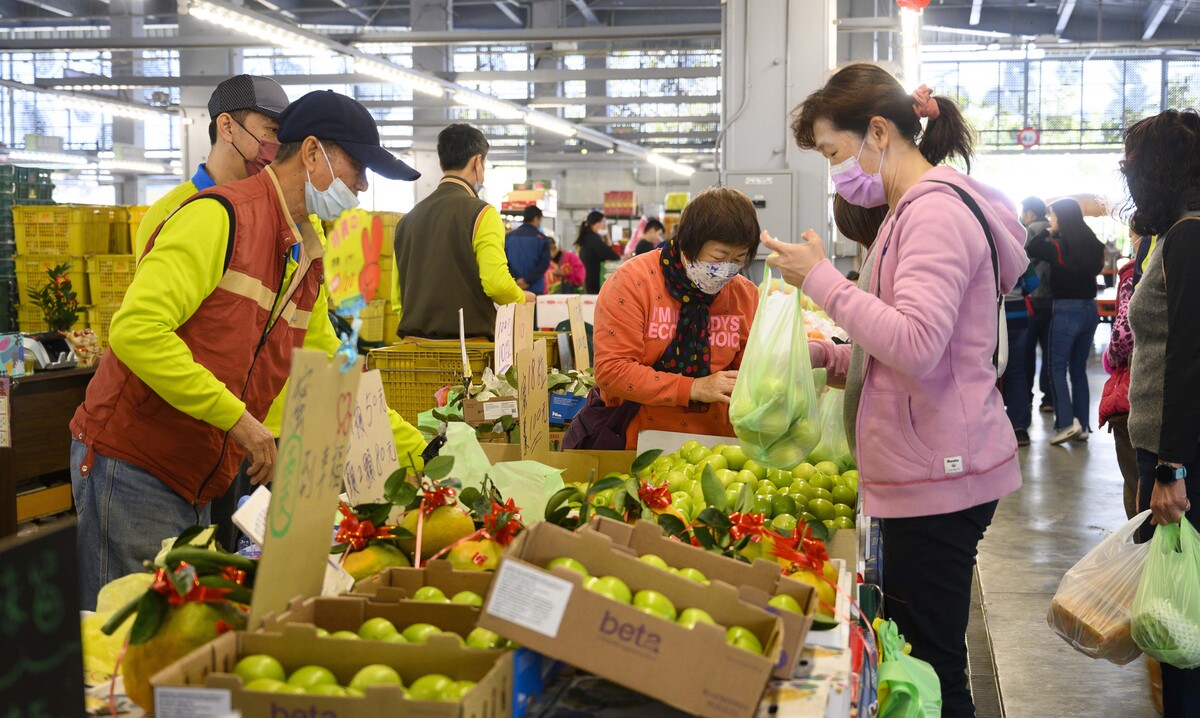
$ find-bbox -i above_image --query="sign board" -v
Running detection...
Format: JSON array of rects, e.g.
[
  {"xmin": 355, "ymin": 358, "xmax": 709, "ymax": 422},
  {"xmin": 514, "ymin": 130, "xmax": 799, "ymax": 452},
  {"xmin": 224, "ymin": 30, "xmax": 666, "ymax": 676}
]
[
  {"xmin": 516, "ymin": 338, "xmax": 549, "ymax": 460},
  {"xmin": 249, "ymin": 350, "xmax": 362, "ymax": 629},
  {"xmin": 325, "ymin": 209, "xmax": 385, "ymax": 315},
  {"xmin": 566, "ymin": 295, "xmax": 590, "ymax": 370},
  {"xmin": 342, "ymin": 370, "xmax": 401, "ymax": 505},
  {"xmin": 1017, "ymin": 126, "xmax": 1040, "ymax": 149},
  {"xmin": 513, "ymin": 303, "xmax": 535, "ymax": 356},
  {"xmin": 0, "ymin": 376, "xmax": 9, "ymax": 448},
  {"xmin": 0, "ymin": 519, "xmax": 85, "ymax": 717},
  {"xmin": 493, "ymin": 303, "xmax": 517, "ymax": 376}
]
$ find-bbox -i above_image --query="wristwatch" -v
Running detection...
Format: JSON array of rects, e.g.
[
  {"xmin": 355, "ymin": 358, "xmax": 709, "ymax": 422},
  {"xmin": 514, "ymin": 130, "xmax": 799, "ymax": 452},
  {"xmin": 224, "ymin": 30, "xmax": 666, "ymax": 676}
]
[{"xmin": 1156, "ymin": 463, "xmax": 1187, "ymax": 485}]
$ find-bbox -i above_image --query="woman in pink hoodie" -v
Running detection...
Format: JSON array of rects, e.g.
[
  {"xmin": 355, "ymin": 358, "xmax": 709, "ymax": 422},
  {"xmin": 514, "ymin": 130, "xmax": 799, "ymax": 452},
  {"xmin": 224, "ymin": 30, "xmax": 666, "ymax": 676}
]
[{"xmin": 763, "ymin": 63, "xmax": 1026, "ymax": 718}]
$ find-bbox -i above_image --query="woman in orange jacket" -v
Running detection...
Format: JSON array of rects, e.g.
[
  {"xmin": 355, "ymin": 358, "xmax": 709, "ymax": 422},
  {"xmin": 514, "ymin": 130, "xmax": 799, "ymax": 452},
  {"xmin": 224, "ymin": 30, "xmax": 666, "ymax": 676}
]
[{"xmin": 587, "ymin": 188, "xmax": 762, "ymax": 449}]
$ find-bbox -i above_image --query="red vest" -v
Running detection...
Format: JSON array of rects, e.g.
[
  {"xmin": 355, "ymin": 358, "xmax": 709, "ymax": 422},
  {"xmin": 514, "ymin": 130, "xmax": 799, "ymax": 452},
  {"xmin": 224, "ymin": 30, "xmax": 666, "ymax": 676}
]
[{"xmin": 70, "ymin": 168, "xmax": 324, "ymax": 505}]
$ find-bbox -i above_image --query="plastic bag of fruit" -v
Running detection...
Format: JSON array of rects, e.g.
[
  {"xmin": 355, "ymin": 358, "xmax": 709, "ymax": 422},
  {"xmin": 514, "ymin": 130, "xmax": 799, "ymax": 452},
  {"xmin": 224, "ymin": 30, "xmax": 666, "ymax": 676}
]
[
  {"xmin": 807, "ymin": 388, "xmax": 855, "ymax": 472},
  {"xmin": 1132, "ymin": 516, "xmax": 1200, "ymax": 668},
  {"xmin": 876, "ymin": 619, "xmax": 942, "ymax": 718},
  {"xmin": 729, "ymin": 270, "xmax": 820, "ymax": 469},
  {"xmin": 1047, "ymin": 510, "xmax": 1150, "ymax": 664}
]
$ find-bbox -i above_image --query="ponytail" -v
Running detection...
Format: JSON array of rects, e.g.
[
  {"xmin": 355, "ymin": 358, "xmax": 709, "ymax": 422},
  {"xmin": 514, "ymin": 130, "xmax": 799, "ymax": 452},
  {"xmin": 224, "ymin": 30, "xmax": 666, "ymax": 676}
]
[
  {"xmin": 576, "ymin": 210, "xmax": 605, "ymax": 249},
  {"xmin": 917, "ymin": 96, "xmax": 975, "ymax": 172}
]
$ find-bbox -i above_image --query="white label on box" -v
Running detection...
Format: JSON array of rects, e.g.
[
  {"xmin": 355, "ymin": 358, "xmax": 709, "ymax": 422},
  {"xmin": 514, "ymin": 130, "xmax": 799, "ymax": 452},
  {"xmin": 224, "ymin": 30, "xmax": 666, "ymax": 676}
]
[
  {"xmin": 485, "ymin": 560, "xmax": 573, "ymax": 637},
  {"xmin": 484, "ymin": 399, "xmax": 519, "ymax": 421},
  {"xmin": 153, "ymin": 686, "xmax": 232, "ymax": 717},
  {"xmin": 323, "ymin": 558, "xmax": 355, "ymax": 596}
]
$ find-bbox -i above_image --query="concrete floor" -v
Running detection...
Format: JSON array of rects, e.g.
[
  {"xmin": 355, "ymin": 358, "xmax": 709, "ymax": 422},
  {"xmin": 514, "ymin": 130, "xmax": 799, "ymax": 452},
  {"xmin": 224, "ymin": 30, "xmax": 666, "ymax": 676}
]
[{"xmin": 978, "ymin": 327, "xmax": 1160, "ymax": 718}]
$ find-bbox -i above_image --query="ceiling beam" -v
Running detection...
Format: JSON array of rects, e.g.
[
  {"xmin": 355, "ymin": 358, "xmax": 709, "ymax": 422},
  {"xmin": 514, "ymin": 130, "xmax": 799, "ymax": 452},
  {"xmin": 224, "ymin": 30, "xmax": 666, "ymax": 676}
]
[
  {"xmin": 0, "ymin": 34, "xmax": 273, "ymax": 49},
  {"xmin": 969, "ymin": 0, "xmax": 982, "ymax": 26},
  {"xmin": 1055, "ymin": 0, "xmax": 1076, "ymax": 36},
  {"xmin": 334, "ymin": 22, "xmax": 720, "ymax": 45},
  {"xmin": 492, "ymin": 0, "xmax": 521, "ymax": 26},
  {"xmin": 11, "ymin": 0, "xmax": 83, "ymax": 17},
  {"xmin": 569, "ymin": 0, "xmax": 599, "ymax": 25},
  {"xmin": 528, "ymin": 95, "xmax": 720, "ymax": 107},
  {"xmin": 1144, "ymin": 0, "xmax": 1175, "ymax": 40},
  {"xmin": 450, "ymin": 66, "xmax": 720, "ymax": 82}
]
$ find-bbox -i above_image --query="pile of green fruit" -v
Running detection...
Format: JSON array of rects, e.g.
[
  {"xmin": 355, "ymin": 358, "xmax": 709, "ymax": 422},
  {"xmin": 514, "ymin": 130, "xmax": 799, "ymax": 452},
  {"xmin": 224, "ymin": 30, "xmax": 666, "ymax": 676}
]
[
  {"xmin": 598, "ymin": 441, "xmax": 858, "ymax": 531},
  {"xmin": 233, "ymin": 654, "xmax": 477, "ymax": 701},
  {"xmin": 403, "ymin": 586, "xmax": 484, "ymax": 607},
  {"xmin": 311, "ymin": 616, "xmax": 510, "ymax": 650},
  {"xmin": 545, "ymin": 554, "xmax": 798, "ymax": 656}
]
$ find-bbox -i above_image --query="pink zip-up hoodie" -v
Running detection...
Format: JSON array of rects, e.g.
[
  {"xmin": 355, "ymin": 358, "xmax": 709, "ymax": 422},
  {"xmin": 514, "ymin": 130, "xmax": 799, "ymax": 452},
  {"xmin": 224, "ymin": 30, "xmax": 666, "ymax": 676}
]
[{"xmin": 804, "ymin": 166, "xmax": 1027, "ymax": 518}]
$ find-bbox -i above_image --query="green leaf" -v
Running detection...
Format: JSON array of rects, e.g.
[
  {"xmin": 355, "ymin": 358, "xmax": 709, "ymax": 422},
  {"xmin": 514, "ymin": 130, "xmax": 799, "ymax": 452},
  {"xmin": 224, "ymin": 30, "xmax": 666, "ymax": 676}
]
[
  {"xmin": 593, "ymin": 506, "xmax": 625, "ymax": 523},
  {"xmin": 544, "ymin": 486, "xmax": 582, "ymax": 520},
  {"xmin": 459, "ymin": 487, "xmax": 482, "ymax": 508},
  {"xmin": 391, "ymin": 527, "xmax": 415, "ymax": 540},
  {"xmin": 423, "ymin": 455, "xmax": 455, "ymax": 481},
  {"xmin": 100, "ymin": 594, "xmax": 143, "ymax": 636},
  {"xmin": 630, "ymin": 449, "xmax": 663, "ymax": 476},
  {"xmin": 693, "ymin": 524, "xmax": 716, "ymax": 550},
  {"xmin": 546, "ymin": 506, "xmax": 574, "ymax": 525},
  {"xmin": 805, "ymin": 520, "xmax": 832, "ymax": 544},
  {"xmin": 364, "ymin": 505, "xmax": 392, "ymax": 527},
  {"xmin": 128, "ymin": 590, "xmax": 169, "ymax": 645},
  {"xmin": 472, "ymin": 494, "xmax": 492, "ymax": 518},
  {"xmin": 385, "ymin": 481, "xmax": 417, "ymax": 508},
  {"xmin": 700, "ymin": 465, "xmax": 726, "ymax": 513},
  {"xmin": 697, "ymin": 507, "xmax": 733, "ymax": 531},
  {"xmin": 655, "ymin": 513, "xmax": 688, "ymax": 539},
  {"xmin": 168, "ymin": 564, "xmax": 196, "ymax": 598},
  {"xmin": 329, "ymin": 543, "xmax": 349, "ymax": 555},
  {"xmin": 438, "ymin": 477, "xmax": 462, "ymax": 491},
  {"xmin": 383, "ymin": 468, "xmax": 409, "ymax": 498},
  {"xmin": 171, "ymin": 525, "xmax": 206, "ymax": 550},
  {"xmin": 612, "ymin": 488, "xmax": 627, "ymax": 514},
  {"xmin": 586, "ymin": 476, "xmax": 624, "ymax": 497},
  {"xmin": 624, "ymin": 479, "xmax": 642, "ymax": 503},
  {"xmin": 736, "ymin": 484, "xmax": 755, "ymax": 514}
]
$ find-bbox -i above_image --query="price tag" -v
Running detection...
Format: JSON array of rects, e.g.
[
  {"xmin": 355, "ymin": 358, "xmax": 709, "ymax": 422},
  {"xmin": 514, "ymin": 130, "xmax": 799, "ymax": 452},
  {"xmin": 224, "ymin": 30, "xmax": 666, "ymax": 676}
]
[
  {"xmin": 494, "ymin": 303, "xmax": 517, "ymax": 375},
  {"xmin": 566, "ymin": 295, "xmax": 590, "ymax": 370},
  {"xmin": 516, "ymin": 338, "xmax": 549, "ymax": 460},
  {"xmin": 514, "ymin": 302, "xmax": 535, "ymax": 356},
  {"xmin": 0, "ymin": 519, "xmax": 85, "ymax": 717},
  {"xmin": 249, "ymin": 350, "xmax": 362, "ymax": 630},
  {"xmin": 342, "ymin": 370, "xmax": 401, "ymax": 505}
]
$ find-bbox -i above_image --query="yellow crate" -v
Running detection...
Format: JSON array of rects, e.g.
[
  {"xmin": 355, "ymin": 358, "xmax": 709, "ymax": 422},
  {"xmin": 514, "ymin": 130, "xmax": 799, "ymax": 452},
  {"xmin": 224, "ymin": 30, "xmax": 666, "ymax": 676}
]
[
  {"xmin": 376, "ymin": 258, "xmax": 394, "ymax": 302},
  {"xmin": 367, "ymin": 333, "xmax": 560, "ymax": 425},
  {"xmin": 357, "ymin": 300, "xmax": 386, "ymax": 343},
  {"xmin": 16, "ymin": 304, "xmax": 49, "ymax": 333},
  {"xmin": 88, "ymin": 304, "xmax": 121, "ymax": 347},
  {"xmin": 127, "ymin": 205, "xmax": 151, "ymax": 251},
  {"xmin": 15, "ymin": 221, "xmax": 110, "ymax": 256},
  {"xmin": 383, "ymin": 310, "xmax": 399, "ymax": 344},
  {"xmin": 12, "ymin": 205, "xmax": 120, "ymax": 225},
  {"xmin": 14, "ymin": 255, "xmax": 90, "ymax": 304},
  {"xmin": 372, "ymin": 211, "xmax": 402, "ymax": 258},
  {"xmin": 85, "ymin": 254, "xmax": 136, "ymax": 304}
]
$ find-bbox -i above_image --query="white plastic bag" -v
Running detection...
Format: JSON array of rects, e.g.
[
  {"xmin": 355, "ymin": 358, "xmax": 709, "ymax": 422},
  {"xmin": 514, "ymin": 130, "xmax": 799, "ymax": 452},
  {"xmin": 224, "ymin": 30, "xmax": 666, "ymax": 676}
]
[{"xmin": 1047, "ymin": 510, "xmax": 1151, "ymax": 664}]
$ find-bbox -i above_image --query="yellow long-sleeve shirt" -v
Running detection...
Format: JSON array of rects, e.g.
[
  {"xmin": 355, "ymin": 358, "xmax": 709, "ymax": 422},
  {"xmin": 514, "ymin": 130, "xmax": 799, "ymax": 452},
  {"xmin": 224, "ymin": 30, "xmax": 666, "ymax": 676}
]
[
  {"xmin": 393, "ymin": 204, "xmax": 524, "ymax": 320},
  {"xmin": 127, "ymin": 169, "xmax": 425, "ymax": 469}
]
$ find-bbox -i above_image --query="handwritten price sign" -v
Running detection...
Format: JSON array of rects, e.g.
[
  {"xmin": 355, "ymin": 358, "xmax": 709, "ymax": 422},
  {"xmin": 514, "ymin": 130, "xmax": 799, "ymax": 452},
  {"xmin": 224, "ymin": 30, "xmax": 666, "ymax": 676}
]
[
  {"xmin": 343, "ymin": 371, "xmax": 401, "ymax": 505},
  {"xmin": 325, "ymin": 209, "xmax": 385, "ymax": 315}
]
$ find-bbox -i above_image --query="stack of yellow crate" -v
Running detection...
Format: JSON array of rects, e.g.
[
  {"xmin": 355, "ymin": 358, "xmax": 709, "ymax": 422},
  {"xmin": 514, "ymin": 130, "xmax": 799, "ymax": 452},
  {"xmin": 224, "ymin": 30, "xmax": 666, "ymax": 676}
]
[
  {"xmin": 85, "ymin": 254, "xmax": 137, "ymax": 346},
  {"xmin": 374, "ymin": 211, "xmax": 402, "ymax": 344}
]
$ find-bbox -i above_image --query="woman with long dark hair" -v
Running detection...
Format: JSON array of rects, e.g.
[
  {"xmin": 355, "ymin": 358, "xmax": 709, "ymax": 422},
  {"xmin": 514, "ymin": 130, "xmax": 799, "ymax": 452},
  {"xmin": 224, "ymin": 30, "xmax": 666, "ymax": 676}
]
[
  {"xmin": 1123, "ymin": 109, "xmax": 1200, "ymax": 718},
  {"xmin": 1026, "ymin": 198, "xmax": 1106, "ymax": 444},
  {"xmin": 763, "ymin": 63, "xmax": 1027, "ymax": 717},
  {"xmin": 575, "ymin": 210, "xmax": 621, "ymax": 293}
]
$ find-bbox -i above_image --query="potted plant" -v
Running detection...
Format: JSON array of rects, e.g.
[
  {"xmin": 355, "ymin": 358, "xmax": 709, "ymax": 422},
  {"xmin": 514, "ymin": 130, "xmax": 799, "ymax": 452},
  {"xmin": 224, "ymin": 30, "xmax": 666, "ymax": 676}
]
[{"xmin": 26, "ymin": 262, "xmax": 80, "ymax": 331}]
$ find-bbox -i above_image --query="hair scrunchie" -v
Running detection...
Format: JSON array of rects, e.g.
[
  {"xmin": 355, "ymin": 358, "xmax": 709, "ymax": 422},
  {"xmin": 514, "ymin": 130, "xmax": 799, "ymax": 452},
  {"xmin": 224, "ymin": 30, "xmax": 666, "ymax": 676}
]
[{"xmin": 912, "ymin": 84, "xmax": 941, "ymax": 120}]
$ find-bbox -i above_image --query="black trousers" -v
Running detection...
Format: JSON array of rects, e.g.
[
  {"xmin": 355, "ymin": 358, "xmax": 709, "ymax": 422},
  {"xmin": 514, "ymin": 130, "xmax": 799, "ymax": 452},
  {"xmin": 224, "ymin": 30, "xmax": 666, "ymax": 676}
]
[
  {"xmin": 1136, "ymin": 448, "xmax": 1200, "ymax": 718},
  {"xmin": 209, "ymin": 458, "xmax": 253, "ymax": 552},
  {"xmin": 1026, "ymin": 298, "xmax": 1053, "ymax": 404},
  {"xmin": 881, "ymin": 500, "xmax": 999, "ymax": 718}
]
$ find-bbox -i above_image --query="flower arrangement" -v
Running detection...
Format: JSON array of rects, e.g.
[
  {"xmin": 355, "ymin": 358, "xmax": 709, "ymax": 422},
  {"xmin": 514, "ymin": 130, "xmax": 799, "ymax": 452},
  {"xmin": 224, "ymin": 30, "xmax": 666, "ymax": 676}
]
[{"xmin": 26, "ymin": 262, "xmax": 81, "ymax": 331}]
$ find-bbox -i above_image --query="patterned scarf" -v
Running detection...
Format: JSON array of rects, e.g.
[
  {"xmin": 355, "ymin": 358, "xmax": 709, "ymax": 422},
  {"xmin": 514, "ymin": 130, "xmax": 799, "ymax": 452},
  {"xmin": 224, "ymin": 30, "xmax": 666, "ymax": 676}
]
[{"xmin": 653, "ymin": 239, "xmax": 715, "ymax": 377}]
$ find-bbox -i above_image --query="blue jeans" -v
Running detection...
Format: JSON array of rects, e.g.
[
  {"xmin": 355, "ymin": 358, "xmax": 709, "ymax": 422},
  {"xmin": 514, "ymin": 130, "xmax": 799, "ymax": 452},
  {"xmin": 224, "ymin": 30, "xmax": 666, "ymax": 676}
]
[
  {"xmin": 70, "ymin": 440, "xmax": 210, "ymax": 611},
  {"xmin": 1136, "ymin": 449, "xmax": 1200, "ymax": 716},
  {"xmin": 1048, "ymin": 299, "xmax": 1099, "ymax": 431},
  {"xmin": 1002, "ymin": 318, "xmax": 1031, "ymax": 431},
  {"xmin": 1026, "ymin": 298, "xmax": 1053, "ymax": 405}
]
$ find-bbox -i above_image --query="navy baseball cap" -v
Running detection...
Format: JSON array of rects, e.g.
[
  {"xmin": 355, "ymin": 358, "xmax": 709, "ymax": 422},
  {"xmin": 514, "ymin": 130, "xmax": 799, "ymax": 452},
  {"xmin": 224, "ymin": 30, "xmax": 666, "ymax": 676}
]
[{"xmin": 276, "ymin": 90, "xmax": 420, "ymax": 182}]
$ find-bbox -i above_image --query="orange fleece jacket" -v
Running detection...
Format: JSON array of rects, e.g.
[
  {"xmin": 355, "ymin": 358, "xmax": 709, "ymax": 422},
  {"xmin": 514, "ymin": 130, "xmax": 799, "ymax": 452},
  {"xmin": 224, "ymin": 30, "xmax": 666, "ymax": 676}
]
[{"xmin": 593, "ymin": 251, "xmax": 759, "ymax": 449}]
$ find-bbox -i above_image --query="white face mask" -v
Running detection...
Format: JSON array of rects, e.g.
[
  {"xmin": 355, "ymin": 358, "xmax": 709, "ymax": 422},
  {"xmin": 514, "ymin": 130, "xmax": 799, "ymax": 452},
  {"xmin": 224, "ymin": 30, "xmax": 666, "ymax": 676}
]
[
  {"xmin": 685, "ymin": 259, "xmax": 742, "ymax": 294},
  {"xmin": 305, "ymin": 141, "xmax": 359, "ymax": 221},
  {"xmin": 597, "ymin": 227, "xmax": 608, "ymax": 237}
]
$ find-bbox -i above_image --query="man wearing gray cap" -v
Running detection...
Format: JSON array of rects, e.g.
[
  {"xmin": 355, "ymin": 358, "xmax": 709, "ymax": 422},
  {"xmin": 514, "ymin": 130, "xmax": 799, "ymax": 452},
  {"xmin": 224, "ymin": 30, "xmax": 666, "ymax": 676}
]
[
  {"xmin": 70, "ymin": 90, "xmax": 424, "ymax": 610},
  {"xmin": 134, "ymin": 74, "xmax": 291, "ymax": 257}
]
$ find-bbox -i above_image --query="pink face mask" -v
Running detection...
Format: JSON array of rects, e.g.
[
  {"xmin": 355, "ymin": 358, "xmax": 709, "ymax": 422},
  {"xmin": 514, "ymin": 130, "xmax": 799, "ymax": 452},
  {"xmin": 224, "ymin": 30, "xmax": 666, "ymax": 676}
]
[{"xmin": 830, "ymin": 136, "xmax": 887, "ymax": 208}]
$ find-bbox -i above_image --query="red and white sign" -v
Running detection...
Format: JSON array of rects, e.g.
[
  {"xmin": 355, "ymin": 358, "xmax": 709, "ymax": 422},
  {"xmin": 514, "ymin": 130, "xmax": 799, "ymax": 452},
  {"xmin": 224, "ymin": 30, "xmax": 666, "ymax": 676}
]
[{"xmin": 1017, "ymin": 127, "xmax": 1040, "ymax": 149}]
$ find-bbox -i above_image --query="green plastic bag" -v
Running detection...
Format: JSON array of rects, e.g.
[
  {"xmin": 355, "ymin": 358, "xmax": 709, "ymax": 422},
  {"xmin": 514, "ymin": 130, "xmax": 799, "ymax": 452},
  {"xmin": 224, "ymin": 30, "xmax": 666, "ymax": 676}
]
[
  {"xmin": 729, "ymin": 271, "xmax": 820, "ymax": 469},
  {"xmin": 877, "ymin": 620, "xmax": 942, "ymax": 718},
  {"xmin": 1131, "ymin": 517, "xmax": 1200, "ymax": 668},
  {"xmin": 807, "ymin": 388, "xmax": 855, "ymax": 472}
]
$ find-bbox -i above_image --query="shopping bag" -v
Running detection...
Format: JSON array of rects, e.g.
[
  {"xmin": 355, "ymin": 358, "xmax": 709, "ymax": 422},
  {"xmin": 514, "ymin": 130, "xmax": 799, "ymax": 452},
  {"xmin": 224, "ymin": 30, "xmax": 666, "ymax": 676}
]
[
  {"xmin": 1047, "ymin": 510, "xmax": 1151, "ymax": 664},
  {"xmin": 876, "ymin": 619, "xmax": 942, "ymax": 718},
  {"xmin": 807, "ymin": 388, "xmax": 855, "ymax": 472},
  {"xmin": 1132, "ymin": 516, "xmax": 1200, "ymax": 668},
  {"xmin": 729, "ymin": 270, "xmax": 820, "ymax": 469}
]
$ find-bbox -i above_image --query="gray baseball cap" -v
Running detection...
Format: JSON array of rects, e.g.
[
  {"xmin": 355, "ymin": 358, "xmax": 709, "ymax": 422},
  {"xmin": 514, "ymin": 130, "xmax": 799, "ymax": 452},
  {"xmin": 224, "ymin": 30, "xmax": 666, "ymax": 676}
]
[{"xmin": 208, "ymin": 74, "xmax": 290, "ymax": 120}]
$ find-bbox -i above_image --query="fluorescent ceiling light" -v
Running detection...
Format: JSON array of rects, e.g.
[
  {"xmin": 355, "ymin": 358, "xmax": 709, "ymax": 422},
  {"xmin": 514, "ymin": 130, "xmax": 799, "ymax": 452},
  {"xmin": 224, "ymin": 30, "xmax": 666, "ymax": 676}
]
[
  {"xmin": 188, "ymin": 1, "xmax": 327, "ymax": 54},
  {"xmin": 0, "ymin": 79, "xmax": 173, "ymax": 121},
  {"xmin": 5, "ymin": 150, "xmax": 87, "ymax": 166},
  {"xmin": 645, "ymin": 151, "xmax": 695, "ymax": 177},
  {"xmin": 525, "ymin": 113, "xmax": 577, "ymax": 137},
  {"xmin": 453, "ymin": 91, "xmax": 523, "ymax": 119},
  {"xmin": 354, "ymin": 58, "xmax": 444, "ymax": 98},
  {"xmin": 53, "ymin": 84, "xmax": 147, "ymax": 91}
]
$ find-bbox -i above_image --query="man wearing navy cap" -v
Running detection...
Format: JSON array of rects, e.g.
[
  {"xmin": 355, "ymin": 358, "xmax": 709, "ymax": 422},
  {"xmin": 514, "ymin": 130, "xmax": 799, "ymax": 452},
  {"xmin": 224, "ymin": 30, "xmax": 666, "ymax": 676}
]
[{"xmin": 70, "ymin": 90, "xmax": 424, "ymax": 610}]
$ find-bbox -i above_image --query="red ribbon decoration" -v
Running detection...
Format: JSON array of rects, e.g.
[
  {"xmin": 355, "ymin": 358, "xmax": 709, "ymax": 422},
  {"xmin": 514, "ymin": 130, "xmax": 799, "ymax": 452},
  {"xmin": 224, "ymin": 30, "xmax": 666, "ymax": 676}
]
[
  {"xmin": 334, "ymin": 501, "xmax": 396, "ymax": 552},
  {"xmin": 150, "ymin": 564, "xmax": 232, "ymax": 607},
  {"xmin": 638, "ymin": 482, "xmax": 672, "ymax": 510},
  {"xmin": 421, "ymin": 482, "xmax": 458, "ymax": 516},
  {"xmin": 483, "ymin": 498, "xmax": 524, "ymax": 546},
  {"xmin": 769, "ymin": 522, "xmax": 830, "ymax": 574},
  {"xmin": 727, "ymin": 511, "xmax": 770, "ymax": 543}
]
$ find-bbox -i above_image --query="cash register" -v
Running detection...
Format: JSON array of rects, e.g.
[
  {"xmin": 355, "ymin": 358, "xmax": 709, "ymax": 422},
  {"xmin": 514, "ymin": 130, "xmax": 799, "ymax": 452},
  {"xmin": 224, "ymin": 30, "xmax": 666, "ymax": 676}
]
[{"xmin": 22, "ymin": 332, "xmax": 77, "ymax": 371}]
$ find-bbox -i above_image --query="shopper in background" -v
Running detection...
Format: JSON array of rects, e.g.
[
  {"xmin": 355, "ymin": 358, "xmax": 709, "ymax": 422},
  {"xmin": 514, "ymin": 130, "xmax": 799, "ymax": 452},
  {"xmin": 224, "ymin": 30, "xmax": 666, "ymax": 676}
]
[
  {"xmin": 1020, "ymin": 196, "xmax": 1054, "ymax": 416},
  {"xmin": 833, "ymin": 194, "xmax": 886, "ymax": 250},
  {"xmin": 1123, "ymin": 108, "xmax": 1200, "ymax": 718},
  {"xmin": 583, "ymin": 188, "xmax": 760, "ymax": 450},
  {"xmin": 634, "ymin": 218, "xmax": 667, "ymax": 255},
  {"xmin": 768, "ymin": 63, "xmax": 1026, "ymax": 718},
  {"xmin": 575, "ymin": 210, "xmax": 621, "ymax": 293},
  {"xmin": 505, "ymin": 204, "xmax": 551, "ymax": 294},
  {"xmin": 1025, "ymin": 198, "xmax": 1105, "ymax": 444},
  {"xmin": 393, "ymin": 123, "xmax": 532, "ymax": 339},
  {"xmin": 545, "ymin": 236, "xmax": 585, "ymax": 294},
  {"xmin": 1002, "ymin": 263, "xmax": 1041, "ymax": 447},
  {"xmin": 1100, "ymin": 229, "xmax": 1145, "ymax": 520},
  {"xmin": 70, "ymin": 90, "xmax": 425, "ymax": 610},
  {"xmin": 135, "ymin": 75, "xmax": 288, "ymax": 258}
]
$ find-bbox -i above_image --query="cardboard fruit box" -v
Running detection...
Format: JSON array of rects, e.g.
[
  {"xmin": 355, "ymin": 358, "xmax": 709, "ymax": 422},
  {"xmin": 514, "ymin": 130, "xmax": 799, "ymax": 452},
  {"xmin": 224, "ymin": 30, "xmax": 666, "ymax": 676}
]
[
  {"xmin": 261, "ymin": 594, "xmax": 485, "ymax": 644},
  {"xmin": 351, "ymin": 559, "xmax": 494, "ymax": 602},
  {"xmin": 585, "ymin": 517, "xmax": 818, "ymax": 679},
  {"xmin": 477, "ymin": 521, "xmax": 783, "ymax": 718},
  {"xmin": 150, "ymin": 624, "xmax": 512, "ymax": 718}
]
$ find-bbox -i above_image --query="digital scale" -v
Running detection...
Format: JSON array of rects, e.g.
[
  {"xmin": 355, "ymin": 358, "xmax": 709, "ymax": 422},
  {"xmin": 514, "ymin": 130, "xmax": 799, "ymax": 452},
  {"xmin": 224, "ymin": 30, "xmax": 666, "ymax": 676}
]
[{"xmin": 22, "ymin": 332, "xmax": 77, "ymax": 371}]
